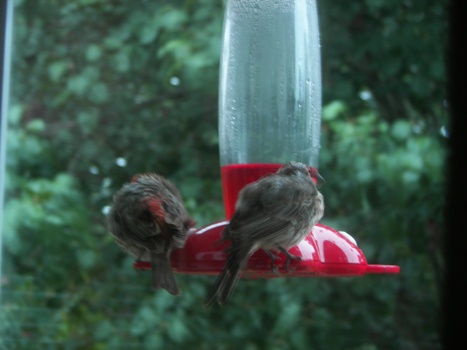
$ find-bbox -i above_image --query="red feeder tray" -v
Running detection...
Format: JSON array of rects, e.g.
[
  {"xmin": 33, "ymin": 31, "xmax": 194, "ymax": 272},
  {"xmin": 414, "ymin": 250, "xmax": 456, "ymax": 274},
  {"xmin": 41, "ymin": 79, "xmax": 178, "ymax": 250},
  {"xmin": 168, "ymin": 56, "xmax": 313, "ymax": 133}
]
[{"xmin": 133, "ymin": 222, "xmax": 400, "ymax": 278}]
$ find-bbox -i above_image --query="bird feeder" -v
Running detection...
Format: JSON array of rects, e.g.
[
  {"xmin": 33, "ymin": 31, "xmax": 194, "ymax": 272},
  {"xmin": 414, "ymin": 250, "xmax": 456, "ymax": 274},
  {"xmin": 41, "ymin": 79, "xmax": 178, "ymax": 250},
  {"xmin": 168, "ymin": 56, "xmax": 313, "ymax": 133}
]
[{"xmin": 135, "ymin": 0, "xmax": 399, "ymax": 277}]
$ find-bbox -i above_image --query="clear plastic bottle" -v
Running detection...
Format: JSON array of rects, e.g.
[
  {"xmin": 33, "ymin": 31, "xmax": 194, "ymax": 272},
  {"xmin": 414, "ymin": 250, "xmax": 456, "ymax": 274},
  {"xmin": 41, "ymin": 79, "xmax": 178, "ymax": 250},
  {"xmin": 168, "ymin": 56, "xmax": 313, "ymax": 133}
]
[{"xmin": 218, "ymin": 0, "xmax": 322, "ymax": 218}]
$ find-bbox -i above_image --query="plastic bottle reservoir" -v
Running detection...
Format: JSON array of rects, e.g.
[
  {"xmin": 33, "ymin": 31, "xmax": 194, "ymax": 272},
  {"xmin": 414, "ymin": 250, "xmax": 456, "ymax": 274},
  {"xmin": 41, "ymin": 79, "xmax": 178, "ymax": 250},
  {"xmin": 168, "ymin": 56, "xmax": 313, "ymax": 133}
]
[{"xmin": 218, "ymin": 0, "xmax": 322, "ymax": 218}]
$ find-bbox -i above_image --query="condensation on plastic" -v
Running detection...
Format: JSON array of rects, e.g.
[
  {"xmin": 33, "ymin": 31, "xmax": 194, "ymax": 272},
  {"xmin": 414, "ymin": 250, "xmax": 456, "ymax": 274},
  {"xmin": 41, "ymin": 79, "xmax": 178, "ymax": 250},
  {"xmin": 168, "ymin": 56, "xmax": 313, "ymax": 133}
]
[{"xmin": 219, "ymin": 0, "xmax": 322, "ymax": 167}]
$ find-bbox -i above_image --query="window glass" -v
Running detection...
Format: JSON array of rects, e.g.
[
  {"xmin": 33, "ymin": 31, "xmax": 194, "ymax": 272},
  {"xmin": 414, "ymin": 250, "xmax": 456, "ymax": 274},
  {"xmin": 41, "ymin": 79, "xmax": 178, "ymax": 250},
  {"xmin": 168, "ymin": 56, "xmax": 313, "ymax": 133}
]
[{"xmin": 1, "ymin": 1, "xmax": 447, "ymax": 349}]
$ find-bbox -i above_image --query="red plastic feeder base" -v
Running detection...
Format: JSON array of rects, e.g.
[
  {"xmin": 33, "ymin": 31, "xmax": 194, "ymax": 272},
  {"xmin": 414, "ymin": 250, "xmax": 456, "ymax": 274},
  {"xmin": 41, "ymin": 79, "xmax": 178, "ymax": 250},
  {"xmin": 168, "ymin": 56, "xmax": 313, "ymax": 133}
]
[{"xmin": 133, "ymin": 222, "xmax": 400, "ymax": 278}]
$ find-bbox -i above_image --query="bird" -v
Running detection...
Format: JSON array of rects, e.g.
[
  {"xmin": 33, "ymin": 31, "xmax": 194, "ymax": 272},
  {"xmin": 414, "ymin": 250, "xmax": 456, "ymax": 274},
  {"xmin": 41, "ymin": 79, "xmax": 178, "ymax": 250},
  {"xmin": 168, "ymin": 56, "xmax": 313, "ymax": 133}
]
[
  {"xmin": 107, "ymin": 173, "xmax": 195, "ymax": 296},
  {"xmin": 204, "ymin": 161, "xmax": 324, "ymax": 306}
]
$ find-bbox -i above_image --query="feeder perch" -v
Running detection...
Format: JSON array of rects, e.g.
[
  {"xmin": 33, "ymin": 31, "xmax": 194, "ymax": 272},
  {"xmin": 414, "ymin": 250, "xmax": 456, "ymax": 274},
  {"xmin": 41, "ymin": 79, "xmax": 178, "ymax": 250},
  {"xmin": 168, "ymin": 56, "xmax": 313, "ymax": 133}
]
[
  {"xmin": 134, "ymin": 222, "xmax": 400, "ymax": 277},
  {"xmin": 135, "ymin": 0, "xmax": 399, "ymax": 277}
]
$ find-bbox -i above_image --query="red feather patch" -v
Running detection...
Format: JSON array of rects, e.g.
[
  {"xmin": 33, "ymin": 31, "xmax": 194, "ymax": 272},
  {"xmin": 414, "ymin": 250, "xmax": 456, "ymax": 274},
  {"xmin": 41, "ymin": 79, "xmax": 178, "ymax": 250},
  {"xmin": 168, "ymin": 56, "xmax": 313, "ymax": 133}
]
[
  {"xmin": 146, "ymin": 198, "xmax": 169, "ymax": 237},
  {"xmin": 146, "ymin": 198, "xmax": 165, "ymax": 221}
]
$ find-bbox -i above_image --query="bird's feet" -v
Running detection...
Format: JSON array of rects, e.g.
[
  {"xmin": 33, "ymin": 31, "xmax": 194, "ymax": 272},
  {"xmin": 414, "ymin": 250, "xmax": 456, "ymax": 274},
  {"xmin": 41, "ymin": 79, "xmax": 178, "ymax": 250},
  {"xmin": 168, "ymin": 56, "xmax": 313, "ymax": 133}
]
[
  {"xmin": 278, "ymin": 247, "xmax": 302, "ymax": 272},
  {"xmin": 263, "ymin": 250, "xmax": 280, "ymax": 275}
]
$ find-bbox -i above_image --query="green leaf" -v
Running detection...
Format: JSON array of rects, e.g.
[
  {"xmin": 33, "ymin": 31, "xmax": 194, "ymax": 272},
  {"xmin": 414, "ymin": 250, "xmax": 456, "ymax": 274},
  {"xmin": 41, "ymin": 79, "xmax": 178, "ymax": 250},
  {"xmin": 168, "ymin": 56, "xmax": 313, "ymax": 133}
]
[
  {"xmin": 86, "ymin": 44, "xmax": 102, "ymax": 62},
  {"xmin": 8, "ymin": 104, "xmax": 23, "ymax": 125},
  {"xmin": 391, "ymin": 120, "xmax": 412, "ymax": 140},
  {"xmin": 104, "ymin": 35, "xmax": 123, "ymax": 50},
  {"xmin": 26, "ymin": 119, "xmax": 45, "ymax": 132},
  {"xmin": 139, "ymin": 22, "xmax": 160, "ymax": 45},
  {"xmin": 158, "ymin": 7, "xmax": 187, "ymax": 30},
  {"xmin": 322, "ymin": 100, "xmax": 346, "ymax": 121},
  {"xmin": 89, "ymin": 82, "xmax": 109, "ymax": 103},
  {"xmin": 67, "ymin": 75, "xmax": 89, "ymax": 95},
  {"xmin": 77, "ymin": 249, "xmax": 97, "ymax": 269},
  {"xmin": 48, "ymin": 61, "xmax": 68, "ymax": 82},
  {"xmin": 94, "ymin": 320, "xmax": 114, "ymax": 341},
  {"xmin": 77, "ymin": 111, "xmax": 99, "ymax": 135},
  {"xmin": 111, "ymin": 50, "xmax": 130, "ymax": 73}
]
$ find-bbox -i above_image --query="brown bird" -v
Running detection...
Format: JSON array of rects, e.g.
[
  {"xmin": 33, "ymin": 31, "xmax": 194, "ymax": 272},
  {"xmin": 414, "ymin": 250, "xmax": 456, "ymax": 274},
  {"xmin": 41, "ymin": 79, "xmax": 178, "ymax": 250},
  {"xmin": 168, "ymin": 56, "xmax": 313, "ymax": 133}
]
[
  {"xmin": 108, "ymin": 173, "xmax": 195, "ymax": 295},
  {"xmin": 205, "ymin": 162, "xmax": 324, "ymax": 306}
]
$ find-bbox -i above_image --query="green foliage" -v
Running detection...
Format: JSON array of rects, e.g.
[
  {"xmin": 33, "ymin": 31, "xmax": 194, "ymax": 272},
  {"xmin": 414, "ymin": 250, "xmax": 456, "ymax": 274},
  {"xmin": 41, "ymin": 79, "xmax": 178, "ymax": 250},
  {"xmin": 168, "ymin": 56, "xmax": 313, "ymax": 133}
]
[
  {"xmin": 1, "ymin": 0, "xmax": 446, "ymax": 349},
  {"xmin": 319, "ymin": 0, "xmax": 448, "ymax": 127},
  {"xmin": 319, "ymin": 102, "xmax": 444, "ymax": 349}
]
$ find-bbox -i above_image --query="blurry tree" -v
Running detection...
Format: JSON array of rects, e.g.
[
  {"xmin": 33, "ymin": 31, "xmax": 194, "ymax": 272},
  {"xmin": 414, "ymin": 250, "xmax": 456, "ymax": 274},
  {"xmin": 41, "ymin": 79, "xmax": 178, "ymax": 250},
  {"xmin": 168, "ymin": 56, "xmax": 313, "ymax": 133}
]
[{"xmin": 1, "ymin": 0, "xmax": 447, "ymax": 349}]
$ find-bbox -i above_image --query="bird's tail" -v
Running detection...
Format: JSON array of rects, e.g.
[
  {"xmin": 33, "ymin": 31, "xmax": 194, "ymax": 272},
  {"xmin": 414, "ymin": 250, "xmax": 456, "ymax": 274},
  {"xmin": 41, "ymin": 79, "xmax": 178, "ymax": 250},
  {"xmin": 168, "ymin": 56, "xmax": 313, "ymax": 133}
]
[
  {"xmin": 204, "ymin": 249, "xmax": 248, "ymax": 307},
  {"xmin": 151, "ymin": 252, "xmax": 180, "ymax": 296}
]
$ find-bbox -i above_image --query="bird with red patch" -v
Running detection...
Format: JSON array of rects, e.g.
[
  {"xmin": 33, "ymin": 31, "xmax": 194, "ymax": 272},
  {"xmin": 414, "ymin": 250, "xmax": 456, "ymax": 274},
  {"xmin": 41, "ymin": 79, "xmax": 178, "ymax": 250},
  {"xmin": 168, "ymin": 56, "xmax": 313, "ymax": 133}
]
[
  {"xmin": 108, "ymin": 173, "xmax": 195, "ymax": 295},
  {"xmin": 205, "ymin": 161, "xmax": 325, "ymax": 306}
]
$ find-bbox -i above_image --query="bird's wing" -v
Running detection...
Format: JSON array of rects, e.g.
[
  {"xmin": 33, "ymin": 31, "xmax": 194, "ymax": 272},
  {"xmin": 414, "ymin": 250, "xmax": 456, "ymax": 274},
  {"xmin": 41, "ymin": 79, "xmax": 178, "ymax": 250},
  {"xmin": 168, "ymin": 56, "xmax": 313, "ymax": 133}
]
[
  {"xmin": 226, "ymin": 176, "xmax": 314, "ymax": 246},
  {"xmin": 259, "ymin": 176, "xmax": 316, "ymax": 220},
  {"xmin": 110, "ymin": 208, "xmax": 162, "ymax": 250},
  {"xmin": 156, "ymin": 194, "xmax": 189, "ymax": 244}
]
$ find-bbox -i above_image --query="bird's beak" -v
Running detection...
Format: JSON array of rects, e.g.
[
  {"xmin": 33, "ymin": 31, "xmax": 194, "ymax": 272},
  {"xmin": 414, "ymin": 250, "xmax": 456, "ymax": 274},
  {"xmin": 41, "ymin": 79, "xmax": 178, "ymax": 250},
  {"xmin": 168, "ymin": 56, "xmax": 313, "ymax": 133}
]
[
  {"xmin": 306, "ymin": 166, "xmax": 326, "ymax": 188},
  {"xmin": 314, "ymin": 172, "xmax": 326, "ymax": 188}
]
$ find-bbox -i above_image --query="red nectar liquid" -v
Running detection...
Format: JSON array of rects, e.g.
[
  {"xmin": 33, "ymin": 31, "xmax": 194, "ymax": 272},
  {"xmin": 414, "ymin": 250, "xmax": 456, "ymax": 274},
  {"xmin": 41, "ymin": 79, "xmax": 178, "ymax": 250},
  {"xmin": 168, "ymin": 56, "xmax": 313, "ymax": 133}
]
[{"xmin": 221, "ymin": 163, "xmax": 319, "ymax": 219}]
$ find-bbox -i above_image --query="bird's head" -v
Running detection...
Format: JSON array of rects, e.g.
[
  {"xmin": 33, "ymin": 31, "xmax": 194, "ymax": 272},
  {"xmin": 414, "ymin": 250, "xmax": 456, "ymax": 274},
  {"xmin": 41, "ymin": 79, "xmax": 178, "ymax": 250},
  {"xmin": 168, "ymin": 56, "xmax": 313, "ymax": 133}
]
[{"xmin": 278, "ymin": 161, "xmax": 325, "ymax": 187}]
